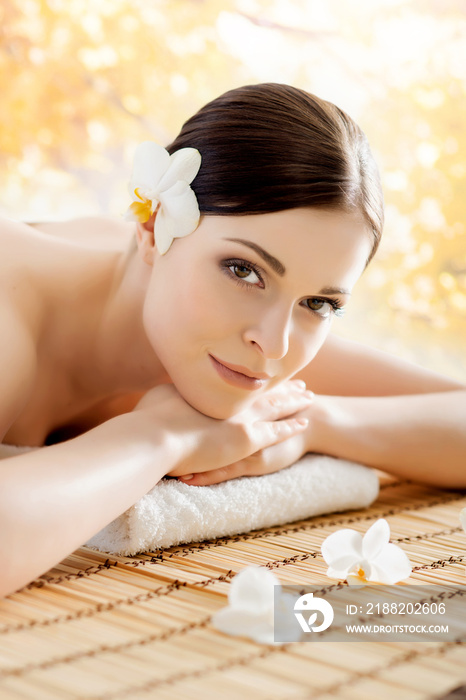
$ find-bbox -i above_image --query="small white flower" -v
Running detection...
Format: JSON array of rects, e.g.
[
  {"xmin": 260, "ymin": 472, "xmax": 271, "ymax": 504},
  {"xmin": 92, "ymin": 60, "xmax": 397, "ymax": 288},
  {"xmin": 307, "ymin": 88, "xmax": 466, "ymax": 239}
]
[
  {"xmin": 460, "ymin": 508, "xmax": 466, "ymax": 535},
  {"xmin": 321, "ymin": 519, "xmax": 412, "ymax": 585},
  {"xmin": 124, "ymin": 141, "xmax": 201, "ymax": 255},
  {"xmin": 211, "ymin": 566, "xmax": 301, "ymax": 644}
]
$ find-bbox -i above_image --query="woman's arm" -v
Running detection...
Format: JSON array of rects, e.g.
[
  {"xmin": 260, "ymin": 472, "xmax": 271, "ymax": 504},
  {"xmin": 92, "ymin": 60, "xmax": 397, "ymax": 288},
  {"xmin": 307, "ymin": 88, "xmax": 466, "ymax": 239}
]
[
  {"xmin": 293, "ymin": 333, "xmax": 465, "ymax": 396},
  {"xmin": 0, "ymin": 382, "xmax": 312, "ymax": 597},
  {"xmin": 297, "ymin": 333, "xmax": 466, "ymax": 487},
  {"xmin": 305, "ymin": 390, "xmax": 466, "ymax": 488},
  {"xmin": 0, "ymin": 414, "xmax": 167, "ymax": 598}
]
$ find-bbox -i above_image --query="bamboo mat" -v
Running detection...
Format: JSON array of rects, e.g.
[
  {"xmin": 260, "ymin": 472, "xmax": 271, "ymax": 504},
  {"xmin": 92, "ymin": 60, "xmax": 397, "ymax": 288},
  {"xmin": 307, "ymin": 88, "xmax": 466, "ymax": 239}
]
[{"xmin": 1, "ymin": 473, "xmax": 466, "ymax": 700}]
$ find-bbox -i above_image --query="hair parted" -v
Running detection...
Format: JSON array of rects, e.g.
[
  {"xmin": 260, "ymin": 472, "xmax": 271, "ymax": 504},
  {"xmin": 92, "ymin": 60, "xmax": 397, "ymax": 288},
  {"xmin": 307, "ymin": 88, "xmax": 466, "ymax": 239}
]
[{"xmin": 167, "ymin": 83, "xmax": 384, "ymax": 263}]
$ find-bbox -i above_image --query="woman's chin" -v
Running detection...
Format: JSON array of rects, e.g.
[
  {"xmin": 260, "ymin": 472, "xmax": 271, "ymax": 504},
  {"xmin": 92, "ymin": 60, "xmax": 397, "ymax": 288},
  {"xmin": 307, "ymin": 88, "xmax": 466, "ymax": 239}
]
[{"xmin": 177, "ymin": 387, "xmax": 251, "ymax": 420}]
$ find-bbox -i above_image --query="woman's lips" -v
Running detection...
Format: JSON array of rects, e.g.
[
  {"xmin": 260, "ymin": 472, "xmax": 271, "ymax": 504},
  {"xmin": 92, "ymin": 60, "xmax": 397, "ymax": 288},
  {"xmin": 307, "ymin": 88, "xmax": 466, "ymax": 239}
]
[{"xmin": 209, "ymin": 355, "xmax": 267, "ymax": 391}]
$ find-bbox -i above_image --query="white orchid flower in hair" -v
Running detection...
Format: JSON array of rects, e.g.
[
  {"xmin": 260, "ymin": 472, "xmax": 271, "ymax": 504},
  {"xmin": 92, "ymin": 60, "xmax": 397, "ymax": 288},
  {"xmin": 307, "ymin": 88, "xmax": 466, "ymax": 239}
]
[
  {"xmin": 124, "ymin": 141, "xmax": 202, "ymax": 255},
  {"xmin": 321, "ymin": 519, "xmax": 412, "ymax": 585}
]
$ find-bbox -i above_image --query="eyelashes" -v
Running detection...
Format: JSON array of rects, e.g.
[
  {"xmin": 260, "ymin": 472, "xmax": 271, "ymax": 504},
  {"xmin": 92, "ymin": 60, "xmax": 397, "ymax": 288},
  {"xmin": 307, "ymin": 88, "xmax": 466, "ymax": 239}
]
[
  {"xmin": 220, "ymin": 257, "xmax": 346, "ymax": 320},
  {"xmin": 222, "ymin": 258, "xmax": 264, "ymax": 289},
  {"xmin": 303, "ymin": 296, "xmax": 346, "ymax": 319}
]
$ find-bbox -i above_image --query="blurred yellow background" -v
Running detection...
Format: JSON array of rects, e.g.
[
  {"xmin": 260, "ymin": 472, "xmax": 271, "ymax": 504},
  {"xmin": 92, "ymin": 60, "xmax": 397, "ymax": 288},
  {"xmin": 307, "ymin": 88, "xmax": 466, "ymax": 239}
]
[{"xmin": 1, "ymin": 0, "xmax": 465, "ymax": 382}]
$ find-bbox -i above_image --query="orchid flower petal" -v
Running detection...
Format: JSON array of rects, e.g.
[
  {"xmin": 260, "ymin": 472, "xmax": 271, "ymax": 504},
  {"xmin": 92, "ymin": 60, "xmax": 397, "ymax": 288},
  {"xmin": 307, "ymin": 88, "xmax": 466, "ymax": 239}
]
[
  {"xmin": 211, "ymin": 607, "xmax": 272, "ymax": 639},
  {"xmin": 229, "ymin": 566, "xmax": 280, "ymax": 613},
  {"xmin": 349, "ymin": 558, "xmax": 373, "ymax": 580},
  {"xmin": 158, "ymin": 148, "xmax": 202, "ymax": 191},
  {"xmin": 128, "ymin": 141, "xmax": 170, "ymax": 195},
  {"xmin": 153, "ymin": 210, "xmax": 176, "ymax": 255},
  {"xmin": 324, "ymin": 554, "xmax": 362, "ymax": 579},
  {"xmin": 460, "ymin": 508, "xmax": 466, "ymax": 534},
  {"xmin": 362, "ymin": 519, "xmax": 390, "ymax": 560},
  {"xmin": 347, "ymin": 574, "xmax": 369, "ymax": 586},
  {"xmin": 369, "ymin": 543, "xmax": 412, "ymax": 584},
  {"xmin": 321, "ymin": 529, "xmax": 363, "ymax": 568},
  {"xmin": 154, "ymin": 182, "xmax": 200, "ymax": 254},
  {"xmin": 158, "ymin": 180, "xmax": 200, "ymax": 237},
  {"xmin": 326, "ymin": 565, "xmax": 353, "ymax": 580}
]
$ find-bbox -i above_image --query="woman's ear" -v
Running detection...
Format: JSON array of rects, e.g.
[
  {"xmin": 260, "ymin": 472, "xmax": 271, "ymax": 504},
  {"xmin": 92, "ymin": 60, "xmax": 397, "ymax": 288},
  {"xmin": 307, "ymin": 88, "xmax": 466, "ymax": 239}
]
[{"xmin": 135, "ymin": 211, "xmax": 157, "ymax": 266}]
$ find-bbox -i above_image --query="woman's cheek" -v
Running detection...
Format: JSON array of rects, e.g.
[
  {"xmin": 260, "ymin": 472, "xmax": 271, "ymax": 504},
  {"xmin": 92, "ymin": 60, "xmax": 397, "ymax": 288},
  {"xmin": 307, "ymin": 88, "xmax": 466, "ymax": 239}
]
[
  {"xmin": 286, "ymin": 322, "xmax": 329, "ymax": 377},
  {"xmin": 186, "ymin": 277, "xmax": 235, "ymax": 334}
]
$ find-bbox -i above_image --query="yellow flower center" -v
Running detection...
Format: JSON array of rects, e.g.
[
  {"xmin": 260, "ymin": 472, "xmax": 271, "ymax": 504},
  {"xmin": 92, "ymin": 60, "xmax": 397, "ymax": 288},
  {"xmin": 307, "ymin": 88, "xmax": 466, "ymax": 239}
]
[{"xmin": 129, "ymin": 187, "xmax": 156, "ymax": 223}]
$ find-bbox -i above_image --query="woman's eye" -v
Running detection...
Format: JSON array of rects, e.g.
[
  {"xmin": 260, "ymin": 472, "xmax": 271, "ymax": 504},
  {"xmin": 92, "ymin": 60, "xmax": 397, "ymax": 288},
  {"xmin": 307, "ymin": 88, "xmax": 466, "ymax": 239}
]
[
  {"xmin": 303, "ymin": 298, "xmax": 334, "ymax": 318},
  {"xmin": 229, "ymin": 264, "xmax": 261, "ymax": 284}
]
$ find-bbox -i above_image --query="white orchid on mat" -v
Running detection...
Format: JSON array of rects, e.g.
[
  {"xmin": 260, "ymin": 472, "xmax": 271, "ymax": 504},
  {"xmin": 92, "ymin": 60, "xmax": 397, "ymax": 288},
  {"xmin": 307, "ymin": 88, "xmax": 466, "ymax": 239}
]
[
  {"xmin": 460, "ymin": 508, "xmax": 466, "ymax": 535},
  {"xmin": 211, "ymin": 566, "xmax": 301, "ymax": 644},
  {"xmin": 321, "ymin": 518, "xmax": 412, "ymax": 585},
  {"xmin": 124, "ymin": 141, "xmax": 201, "ymax": 255}
]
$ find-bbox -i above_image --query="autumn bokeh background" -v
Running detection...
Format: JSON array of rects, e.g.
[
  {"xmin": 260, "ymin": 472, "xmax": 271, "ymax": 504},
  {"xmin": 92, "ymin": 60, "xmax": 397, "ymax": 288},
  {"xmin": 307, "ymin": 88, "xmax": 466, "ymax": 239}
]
[{"xmin": 1, "ymin": 0, "xmax": 465, "ymax": 382}]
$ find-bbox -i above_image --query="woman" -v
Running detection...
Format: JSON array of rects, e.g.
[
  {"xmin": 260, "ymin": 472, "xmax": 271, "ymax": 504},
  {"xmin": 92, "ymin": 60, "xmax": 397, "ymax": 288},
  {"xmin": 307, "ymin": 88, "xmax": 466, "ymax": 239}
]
[{"xmin": 0, "ymin": 83, "xmax": 464, "ymax": 597}]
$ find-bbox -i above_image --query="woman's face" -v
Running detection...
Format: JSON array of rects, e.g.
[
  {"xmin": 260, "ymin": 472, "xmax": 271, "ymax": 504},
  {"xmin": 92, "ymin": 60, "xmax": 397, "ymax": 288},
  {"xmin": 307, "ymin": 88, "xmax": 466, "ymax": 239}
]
[{"xmin": 142, "ymin": 208, "xmax": 372, "ymax": 418}]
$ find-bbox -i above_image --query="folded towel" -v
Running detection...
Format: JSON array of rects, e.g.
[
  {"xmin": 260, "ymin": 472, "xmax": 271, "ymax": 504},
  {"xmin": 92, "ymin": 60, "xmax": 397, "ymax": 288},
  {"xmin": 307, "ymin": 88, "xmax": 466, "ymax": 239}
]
[{"xmin": 0, "ymin": 443, "xmax": 379, "ymax": 556}]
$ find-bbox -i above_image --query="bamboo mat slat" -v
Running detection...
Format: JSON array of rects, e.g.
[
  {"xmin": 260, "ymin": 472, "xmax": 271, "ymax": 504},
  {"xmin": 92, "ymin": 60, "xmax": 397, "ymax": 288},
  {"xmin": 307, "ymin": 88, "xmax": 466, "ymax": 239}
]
[{"xmin": 0, "ymin": 477, "xmax": 465, "ymax": 700}]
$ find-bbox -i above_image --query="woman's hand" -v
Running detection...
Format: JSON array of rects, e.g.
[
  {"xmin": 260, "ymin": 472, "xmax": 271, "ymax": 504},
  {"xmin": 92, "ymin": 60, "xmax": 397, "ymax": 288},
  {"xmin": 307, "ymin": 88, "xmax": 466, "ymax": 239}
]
[
  {"xmin": 130, "ymin": 380, "xmax": 314, "ymax": 480},
  {"xmin": 177, "ymin": 405, "xmax": 313, "ymax": 486}
]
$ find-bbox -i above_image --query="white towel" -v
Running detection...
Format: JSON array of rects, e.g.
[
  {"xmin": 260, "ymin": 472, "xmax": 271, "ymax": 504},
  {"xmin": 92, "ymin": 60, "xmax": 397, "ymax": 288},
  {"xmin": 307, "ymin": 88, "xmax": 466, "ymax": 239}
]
[{"xmin": 0, "ymin": 443, "xmax": 379, "ymax": 556}]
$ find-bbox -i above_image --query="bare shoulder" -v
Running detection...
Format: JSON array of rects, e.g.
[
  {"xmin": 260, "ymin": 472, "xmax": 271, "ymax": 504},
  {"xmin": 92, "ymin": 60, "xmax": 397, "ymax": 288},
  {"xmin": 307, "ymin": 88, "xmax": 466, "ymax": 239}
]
[
  {"xmin": 0, "ymin": 218, "xmax": 46, "ymax": 441},
  {"xmin": 0, "ymin": 216, "xmax": 45, "ymax": 315},
  {"xmin": 0, "ymin": 214, "xmax": 35, "ymax": 253},
  {"xmin": 26, "ymin": 215, "xmax": 135, "ymax": 249},
  {"xmin": 294, "ymin": 333, "xmax": 465, "ymax": 397},
  {"xmin": 0, "ymin": 302, "xmax": 38, "ymax": 442}
]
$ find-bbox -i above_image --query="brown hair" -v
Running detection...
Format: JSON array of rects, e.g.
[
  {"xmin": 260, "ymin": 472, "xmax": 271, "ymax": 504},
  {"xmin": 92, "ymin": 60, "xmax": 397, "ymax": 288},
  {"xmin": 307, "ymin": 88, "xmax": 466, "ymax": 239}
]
[{"xmin": 167, "ymin": 83, "xmax": 384, "ymax": 263}]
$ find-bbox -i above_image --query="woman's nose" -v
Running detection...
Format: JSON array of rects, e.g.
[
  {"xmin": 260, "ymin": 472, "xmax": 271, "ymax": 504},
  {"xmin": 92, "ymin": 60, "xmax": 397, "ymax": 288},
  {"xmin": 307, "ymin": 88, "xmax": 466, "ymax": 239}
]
[{"xmin": 242, "ymin": 304, "xmax": 292, "ymax": 360}]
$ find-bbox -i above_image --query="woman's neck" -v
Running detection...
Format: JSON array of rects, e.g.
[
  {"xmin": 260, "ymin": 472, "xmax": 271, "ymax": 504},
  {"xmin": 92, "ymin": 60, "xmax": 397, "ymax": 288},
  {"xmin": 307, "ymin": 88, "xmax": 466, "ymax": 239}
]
[{"xmin": 55, "ymin": 241, "xmax": 170, "ymax": 405}]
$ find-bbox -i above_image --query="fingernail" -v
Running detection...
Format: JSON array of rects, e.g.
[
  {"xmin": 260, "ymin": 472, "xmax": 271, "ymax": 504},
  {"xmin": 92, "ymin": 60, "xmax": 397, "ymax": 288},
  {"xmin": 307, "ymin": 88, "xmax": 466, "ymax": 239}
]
[
  {"xmin": 179, "ymin": 474, "xmax": 194, "ymax": 481},
  {"xmin": 295, "ymin": 417, "xmax": 309, "ymax": 427},
  {"xmin": 293, "ymin": 379, "xmax": 307, "ymax": 390},
  {"xmin": 304, "ymin": 390, "xmax": 314, "ymax": 400}
]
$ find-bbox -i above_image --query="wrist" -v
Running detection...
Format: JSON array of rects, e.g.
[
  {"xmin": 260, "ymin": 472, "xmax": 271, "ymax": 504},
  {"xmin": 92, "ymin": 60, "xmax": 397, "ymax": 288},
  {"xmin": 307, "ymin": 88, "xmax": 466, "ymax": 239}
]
[
  {"xmin": 107, "ymin": 411, "xmax": 180, "ymax": 478},
  {"xmin": 302, "ymin": 395, "xmax": 348, "ymax": 456}
]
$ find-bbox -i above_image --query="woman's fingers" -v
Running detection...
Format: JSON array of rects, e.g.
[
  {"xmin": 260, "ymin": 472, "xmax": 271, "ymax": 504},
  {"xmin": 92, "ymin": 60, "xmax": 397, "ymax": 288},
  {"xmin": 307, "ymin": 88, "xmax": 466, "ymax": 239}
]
[
  {"xmin": 259, "ymin": 415, "xmax": 309, "ymax": 446},
  {"xmin": 246, "ymin": 380, "xmax": 314, "ymax": 422},
  {"xmin": 180, "ymin": 425, "xmax": 309, "ymax": 486},
  {"xmin": 225, "ymin": 380, "xmax": 314, "ymax": 457},
  {"xmin": 179, "ymin": 462, "xmax": 244, "ymax": 486},
  {"xmin": 230, "ymin": 411, "xmax": 309, "ymax": 460}
]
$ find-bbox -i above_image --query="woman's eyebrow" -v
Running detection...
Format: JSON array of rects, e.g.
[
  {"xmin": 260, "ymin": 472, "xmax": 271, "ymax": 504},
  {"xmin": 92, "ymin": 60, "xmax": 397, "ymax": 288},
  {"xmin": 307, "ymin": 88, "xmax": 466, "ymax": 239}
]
[
  {"xmin": 319, "ymin": 286, "xmax": 352, "ymax": 296},
  {"xmin": 223, "ymin": 238, "xmax": 286, "ymax": 276},
  {"xmin": 222, "ymin": 238, "xmax": 351, "ymax": 296}
]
